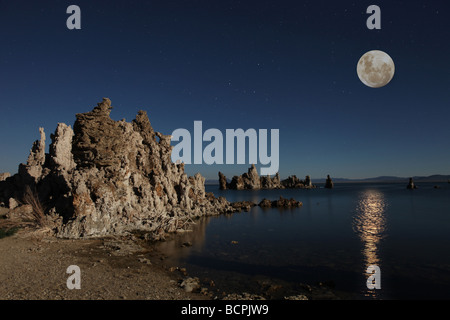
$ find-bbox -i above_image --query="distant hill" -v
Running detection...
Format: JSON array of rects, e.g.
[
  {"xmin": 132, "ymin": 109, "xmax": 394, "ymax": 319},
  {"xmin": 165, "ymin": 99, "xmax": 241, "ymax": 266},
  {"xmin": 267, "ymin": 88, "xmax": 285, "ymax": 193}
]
[
  {"xmin": 312, "ymin": 175, "xmax": 450, "ymax": 183},
  {"xmin": 410, "ymin": 175, "xmax": 450, "ymax": 182},
  {"xmin": 206, "ymin": 175, "xmax": 450, "ymax": 185}
]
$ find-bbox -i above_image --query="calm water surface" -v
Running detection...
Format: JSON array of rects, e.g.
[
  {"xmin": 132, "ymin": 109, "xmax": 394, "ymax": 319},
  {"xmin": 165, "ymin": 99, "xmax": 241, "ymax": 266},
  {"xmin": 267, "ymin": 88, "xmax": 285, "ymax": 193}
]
[{"xmin": 157, "ymin": 182, "xmax": 450, "ymax": 299}]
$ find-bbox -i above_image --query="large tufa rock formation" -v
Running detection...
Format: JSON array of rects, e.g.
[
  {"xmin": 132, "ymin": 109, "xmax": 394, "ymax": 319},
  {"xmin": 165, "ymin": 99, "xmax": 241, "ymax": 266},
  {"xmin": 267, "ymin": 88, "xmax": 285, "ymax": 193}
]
[
  {"xmin": 219, "ymin": 165, "xmax": 315, "ymax": 190},
  {"xmin": 0, "ymin": 98, "xmax": 234, "ymax": 238},
  {"xmin": 261, "ymin": 172, "xmax": 281, "ymax": 189},
  {"xmin": 220, "ymin": 165, "xmax": 260, "ymax": 190}
]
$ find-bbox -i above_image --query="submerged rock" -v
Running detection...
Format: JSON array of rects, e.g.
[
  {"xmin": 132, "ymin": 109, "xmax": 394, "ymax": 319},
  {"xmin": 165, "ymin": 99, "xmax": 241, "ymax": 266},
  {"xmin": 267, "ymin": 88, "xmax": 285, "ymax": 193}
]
[
  {"xmin": 258, "ymin": 196, "xmax": 303, "ymax": 208},
  {"xmin": 0, "ymin": 98, "xmax": 236, "ymax": 238},
  {"xmin": 230, "ymin": 197, "xmax": 304, "ymax": 210},
  {"xmin": 232, "ymin": 201, "xmax": 257, "ymax": 212}
]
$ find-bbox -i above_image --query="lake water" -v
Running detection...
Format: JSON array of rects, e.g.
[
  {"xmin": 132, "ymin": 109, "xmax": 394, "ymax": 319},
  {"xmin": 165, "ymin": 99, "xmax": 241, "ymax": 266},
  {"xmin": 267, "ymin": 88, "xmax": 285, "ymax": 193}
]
[{"xmin": 157, "ymin": 182, "xmax": 450, "ymax": 299}]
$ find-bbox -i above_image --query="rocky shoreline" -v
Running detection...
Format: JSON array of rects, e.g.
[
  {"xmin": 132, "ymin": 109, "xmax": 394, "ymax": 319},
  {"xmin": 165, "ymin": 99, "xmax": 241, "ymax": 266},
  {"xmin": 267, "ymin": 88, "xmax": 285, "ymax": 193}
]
[{"xmin": 0, "ymin": 206, "xmax": 347, "ymax": 300}]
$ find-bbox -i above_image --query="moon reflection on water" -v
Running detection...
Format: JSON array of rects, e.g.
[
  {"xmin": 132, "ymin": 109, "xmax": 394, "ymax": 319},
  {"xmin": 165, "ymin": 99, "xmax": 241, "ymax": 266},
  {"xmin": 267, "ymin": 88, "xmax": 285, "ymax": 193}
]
[{"xmin": 353, "ymin": 190, "xmax": 387, "ymax": 297}]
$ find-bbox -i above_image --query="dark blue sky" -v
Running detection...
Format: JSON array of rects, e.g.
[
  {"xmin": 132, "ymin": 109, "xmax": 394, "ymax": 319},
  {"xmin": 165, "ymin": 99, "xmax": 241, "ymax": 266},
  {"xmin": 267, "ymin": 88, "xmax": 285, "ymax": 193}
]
[{"xmin": 1, "ymin": 0, "xmax": 449, "ymax": 179}]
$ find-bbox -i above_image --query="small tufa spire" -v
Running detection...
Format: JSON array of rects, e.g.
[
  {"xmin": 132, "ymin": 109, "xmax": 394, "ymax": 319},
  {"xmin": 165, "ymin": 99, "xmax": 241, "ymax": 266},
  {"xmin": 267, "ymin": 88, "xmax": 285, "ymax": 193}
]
[{"xmin": 92, "ymin": 97, "xmax": 112, "ymax": 115}]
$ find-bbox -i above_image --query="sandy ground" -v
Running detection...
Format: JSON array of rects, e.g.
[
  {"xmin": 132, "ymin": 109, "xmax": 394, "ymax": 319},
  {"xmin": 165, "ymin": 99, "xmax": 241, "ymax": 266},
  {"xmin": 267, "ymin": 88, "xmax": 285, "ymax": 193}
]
[
  {"xmin": 0, "ymin": 207, "xmax": 344, "ymax": 301},
  {"xmin": 0, "ymin": 209, "xmax": 208, "ymax": 300}
]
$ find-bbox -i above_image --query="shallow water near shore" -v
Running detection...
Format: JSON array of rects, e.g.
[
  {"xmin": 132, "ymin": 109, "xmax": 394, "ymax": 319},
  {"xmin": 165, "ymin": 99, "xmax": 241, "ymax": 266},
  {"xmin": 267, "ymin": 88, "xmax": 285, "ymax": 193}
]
[{"xmin": 157, "ymin": 182, "xmax": 450, "ymax": 299}]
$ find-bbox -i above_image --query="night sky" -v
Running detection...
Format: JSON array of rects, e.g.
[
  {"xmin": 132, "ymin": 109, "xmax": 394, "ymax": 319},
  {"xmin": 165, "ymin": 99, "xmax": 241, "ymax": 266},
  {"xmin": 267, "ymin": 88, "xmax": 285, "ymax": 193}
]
[{"xmin": 1, "ymin": 0, "xmax": 449, "ymax": 180}]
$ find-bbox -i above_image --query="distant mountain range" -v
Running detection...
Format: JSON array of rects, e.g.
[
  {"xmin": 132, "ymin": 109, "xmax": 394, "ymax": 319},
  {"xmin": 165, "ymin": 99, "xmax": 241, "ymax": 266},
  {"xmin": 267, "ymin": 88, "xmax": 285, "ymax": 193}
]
[
  {"xmin": 311, "ymin": 175, "xmax": 450, "ymax": 183},
  {"xmin": 205, "ymin": 175, "xmax": 450, "ymax": 185}
]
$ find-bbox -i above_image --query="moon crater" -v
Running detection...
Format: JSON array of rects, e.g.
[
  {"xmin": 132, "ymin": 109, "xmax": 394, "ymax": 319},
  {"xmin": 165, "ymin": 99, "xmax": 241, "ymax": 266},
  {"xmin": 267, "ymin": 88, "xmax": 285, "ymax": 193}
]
[{"xmin": 357, "ymin": 50, "xmax": 395, "ymax": 88}]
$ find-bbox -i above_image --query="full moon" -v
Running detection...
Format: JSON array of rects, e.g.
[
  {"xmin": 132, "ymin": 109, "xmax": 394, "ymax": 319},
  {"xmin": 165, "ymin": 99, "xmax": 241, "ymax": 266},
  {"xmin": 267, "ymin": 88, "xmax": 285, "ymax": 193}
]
[{"xmin": 357, "ymin": 50, "xmax": 395, "ymax": 88}]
